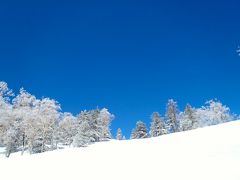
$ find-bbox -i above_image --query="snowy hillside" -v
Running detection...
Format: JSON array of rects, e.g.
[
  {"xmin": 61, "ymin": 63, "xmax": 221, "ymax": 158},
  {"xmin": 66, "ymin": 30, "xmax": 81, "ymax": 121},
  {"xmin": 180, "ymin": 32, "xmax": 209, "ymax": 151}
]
[{"xmin": 0, "ymin": 120, "xmax": 240, "ymax": 180}]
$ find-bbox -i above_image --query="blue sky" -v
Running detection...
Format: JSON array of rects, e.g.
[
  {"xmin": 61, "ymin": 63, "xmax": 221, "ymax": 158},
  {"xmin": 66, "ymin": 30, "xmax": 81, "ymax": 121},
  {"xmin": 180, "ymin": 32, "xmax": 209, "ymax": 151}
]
[{"xmin": 0, "ymin": 0, "xmax": 240, "ymax": 137}]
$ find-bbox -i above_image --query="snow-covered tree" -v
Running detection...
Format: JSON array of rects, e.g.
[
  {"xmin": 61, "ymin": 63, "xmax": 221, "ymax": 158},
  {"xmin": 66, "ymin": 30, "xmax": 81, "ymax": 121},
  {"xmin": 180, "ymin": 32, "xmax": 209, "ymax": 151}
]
[
  {"xmin": 36, "ymin": 98, "xmax": 61, "ymax": 152},
  {"xmin": 196, "ymin": 99, "xmax": 233, "ymax": 127},
  {"xmin": 73, "ymin": 111, "xmax": 92, "ymax": 147},
  {"xmin": 116, "ymin": 128, "xmax": 123, "ymax": 140},
  {"xmin": 58, "ymin": 112, "xmax": 77, "ymax": 146},
  {"xmin": 150, "ymin": 112, "xmax": 167, "ymax": 137},
  {"xmin": 166, "ymin": 99, "xmax": 179, "ymax": 133},
  {"xmin": 0, "ymin": 81, "xmax": 18, "ymax": 157},
  {"xmin": 0, "ymin": 81, "xmax": 14, "ymax": 101},
  {"xmin": 0, "ymin": 81, "xmax": 117, "ymax": 155},
  {"xmin": 0, "ymin": 95, "xmax": 12, "ymax": 146},
  {"xmin": 88, "ymin": 109, "xmax": 102, "ymax": 142},
  {"xmin": 4, "ymin": 123, "xmax": 20, "ymax": 157},
  {"xmin": 73, "ymin": 108, "xmax": 114, "ymax": 147},
  {"xmin": 179, "ymin": 104, "xmax": 198, "ymax": 131},
  {"xmin": 98, "ymin": 108, "xmax": 114, "ymax": 141},
  {"xmin": 2, "ymin": 80, "xmax": 237, "ymax": 157},
  {"xmin": 131, "ymin": 121, "xmax": 148, "ymax": 139},
  {"xmin": 12, "ymin": 88, "xmax": 38, "ymax": 154},
  {"xmin": 0, "ymin": 82, "xmax": 14, "ymax": 138},
  {"xmin": 1, "ymin": 108, "xmax": 22, "ymax": 157}
]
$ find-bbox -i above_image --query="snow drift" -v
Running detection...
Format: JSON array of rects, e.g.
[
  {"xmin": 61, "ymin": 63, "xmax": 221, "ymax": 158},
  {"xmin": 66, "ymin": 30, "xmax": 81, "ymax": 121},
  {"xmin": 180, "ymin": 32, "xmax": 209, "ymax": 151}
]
[{"xmin": 0, "ymin": 120, "xmax": 240, "ymax": 180}]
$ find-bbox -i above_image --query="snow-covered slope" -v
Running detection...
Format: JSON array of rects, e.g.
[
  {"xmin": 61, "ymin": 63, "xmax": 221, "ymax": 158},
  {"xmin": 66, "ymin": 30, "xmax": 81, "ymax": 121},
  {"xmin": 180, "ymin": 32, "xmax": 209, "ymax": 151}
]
[{"xmin": 1, "ymin": 121, "xmax": 240, "ymax": 180}]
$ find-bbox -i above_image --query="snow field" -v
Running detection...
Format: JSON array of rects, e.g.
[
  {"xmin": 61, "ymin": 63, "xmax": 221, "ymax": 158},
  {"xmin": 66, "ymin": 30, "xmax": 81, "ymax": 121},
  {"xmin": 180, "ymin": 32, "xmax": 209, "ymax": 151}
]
[{"xmin": 0, "ymin": 120, "xmax": 239, "ymax": 180}]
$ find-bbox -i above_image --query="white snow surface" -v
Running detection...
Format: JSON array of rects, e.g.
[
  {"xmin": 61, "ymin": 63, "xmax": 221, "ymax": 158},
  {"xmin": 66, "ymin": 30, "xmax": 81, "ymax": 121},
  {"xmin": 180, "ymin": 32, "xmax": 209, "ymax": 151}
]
[{"xmin": 0, "ymin": 120, "xmax": 240, "ymax": 180}]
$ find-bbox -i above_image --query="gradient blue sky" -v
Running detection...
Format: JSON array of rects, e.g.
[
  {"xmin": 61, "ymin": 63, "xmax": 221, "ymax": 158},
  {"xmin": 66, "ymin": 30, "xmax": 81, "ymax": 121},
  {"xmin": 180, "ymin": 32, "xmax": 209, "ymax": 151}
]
[{"xmin": 0, "ymin": 0, "xmax": 240, "ymax": 137}]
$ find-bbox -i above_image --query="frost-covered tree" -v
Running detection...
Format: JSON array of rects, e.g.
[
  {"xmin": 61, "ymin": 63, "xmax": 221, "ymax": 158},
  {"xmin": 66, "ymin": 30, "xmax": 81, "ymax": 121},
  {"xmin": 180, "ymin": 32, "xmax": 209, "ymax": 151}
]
[
  {"xmin": 58, "ymin": 112, "xmax": 77, "ymax": 146},
  {"xmin": 0, "ymin": 81, "xmax": 14, "ymax": 101},
  {"xmin": 3, "ymin": 79, "xmax": 238, "ymax": 157},
  {"xmin": 73, "ymin": 108, "xmax": 114, "ymax": 147},
  {"xmin": 166, "ymin": 99, "xmax": 179, "ymax": 133},
  {"xmin": 116, "ymin": 128, "xmax": 123, "ymax": 140},
  {"xmin": 88, "ymin": 109, "xmax": 102, "ymax": 142},
  {"xmin": 12, "ymin": 88, "xmax": 38, "ymax": 154},
  {"xmin": 37, "ymin": 98, "xmax": 61, "ymax": 152},
  {"xmin": 73, "ymin": 110, "xmax": 99, "ymax": 147},
  {"xmin": 0, "ymin": 81, "xmax": 117, "ymax": 155},
  {"xmin": 2, "ymin": 110, "xmax": 22, "ymax": 157},
  {"xmin": 4, "ymin": 124, "xmax": 20, "ymax": 157},
  {"xmin": 0, "ymin": 94, "xmax": 13, "ymax": 146},
  {"xmin": 150, "ymin": 112, "xmax": 167, "ymax": 137},
  {"xmin": 196, "ymin": 99, "xmax": 233, "ymax": 127},
  {"xmin": 73, "ymin": 111, "xmax": 92, "ymax": 147},
  {"xmin": 98, "ymin": 108, "xmax": 114, "ymax": 141},
  {"xmin": 131, "ymin": 121, "xmax": 148, "ymax": 139},
  {"xmin": 179, "ymin": 104, "xmax": 198, "ymax": 131},
  {"xmin": 0, "ymin": 81, "xmax": 18, "ymax": 157}
]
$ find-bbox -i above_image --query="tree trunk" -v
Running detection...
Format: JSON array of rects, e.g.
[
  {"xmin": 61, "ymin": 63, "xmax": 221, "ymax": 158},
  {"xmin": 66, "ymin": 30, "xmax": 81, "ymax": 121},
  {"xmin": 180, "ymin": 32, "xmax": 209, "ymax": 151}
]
[
  {"xmin": 5, "ymin": 144, "xmax": 11, "ymax": 158},
  {"xmin": 21, "ymin": 133, "xmax": 25, "ymax": 155}
]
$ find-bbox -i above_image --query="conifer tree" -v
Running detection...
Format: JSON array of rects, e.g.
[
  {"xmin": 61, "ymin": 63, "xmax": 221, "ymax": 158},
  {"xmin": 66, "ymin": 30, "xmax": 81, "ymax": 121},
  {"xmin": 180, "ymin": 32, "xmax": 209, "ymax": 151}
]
[
  {"xmin": 150, "ymin": 112, "xmax": 167, "ymax": 137},
  {"xmin": 98, "ymin": 108, "xmax": 114, "ymax": 141},
  {"xmin": 116, "ymin": 128, "xmax": 123, "ymax": 140},
  {"xmin": 166, "ymin": 99, "xmax": 179, "ymax": 133},
  {"xmin": 131, "ymin": 121, "xmax": 148, "ymax": 139},
  {"xmin": 179, "ymin": 104, "xmax": 197, "ymax": 131}
]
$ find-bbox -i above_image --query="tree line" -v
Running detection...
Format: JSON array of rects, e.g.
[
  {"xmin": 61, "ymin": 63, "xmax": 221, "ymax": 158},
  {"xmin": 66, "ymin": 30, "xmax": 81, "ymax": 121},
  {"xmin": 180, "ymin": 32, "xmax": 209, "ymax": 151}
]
[
  {"xmin": 124, "ymin": 99, "xmax": 235, "ymax": 140},
  {"xmin": 0, "ymin": 81, "xmax": 236, "ymax": 157},
  {"xmin": 0, "ymin": 81, "xmax": 113, "ymax": 157}
]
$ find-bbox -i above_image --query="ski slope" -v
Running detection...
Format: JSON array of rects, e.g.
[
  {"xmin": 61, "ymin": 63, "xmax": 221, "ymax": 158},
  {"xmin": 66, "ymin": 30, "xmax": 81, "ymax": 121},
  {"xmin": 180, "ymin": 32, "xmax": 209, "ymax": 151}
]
[{"xmin": 0, "ymin": 120, "xmax": 240, "ymax": 180}]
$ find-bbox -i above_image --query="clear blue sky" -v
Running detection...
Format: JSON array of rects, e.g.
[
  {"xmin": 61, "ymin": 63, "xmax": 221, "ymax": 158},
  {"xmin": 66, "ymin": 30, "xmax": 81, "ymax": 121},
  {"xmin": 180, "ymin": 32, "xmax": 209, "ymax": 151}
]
[{"xmin": 0, "ymin": 0, "xmax": 240, "ymax": 138}]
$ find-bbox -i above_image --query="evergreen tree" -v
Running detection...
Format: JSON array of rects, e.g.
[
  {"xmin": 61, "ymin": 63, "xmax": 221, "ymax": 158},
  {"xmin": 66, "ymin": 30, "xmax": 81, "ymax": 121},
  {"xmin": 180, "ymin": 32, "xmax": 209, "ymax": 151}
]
[
  {"xmin": 116, "ymin": 128, "xmax": 123, "ymax": 140},
  {"xmin": 98, "ymin": 108, "xmax": 114, "ymax": 141},
  {"xmin": 131, "ymin": 121, "xmax": 148, "ymax": 139},
  {"xmin": 73, "ymin": 108, "xmax": 114, "ymax": 147},
  {"xmin": 73, "ymin": 109, "xmax": 100, "ymax": 147},
  {"xmin": 73, "ymin": 112, "xmax": 92, "ymax": 147},
  {"xmin": 179, "ymin": 104, "xmax": 197, "ymax": 131},
  {"xmin": 150, "ymin": 112, "xmax": 167, "ymax": 137},
  {"xmin": 166, "ymin": 99, "xmax": 179, "ymax": 133},
  {"xmin": 89, "ymin": 109, "xmax": 102, "ymax": 142}
]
